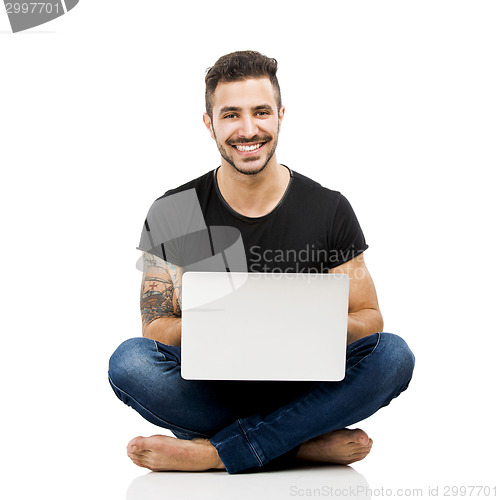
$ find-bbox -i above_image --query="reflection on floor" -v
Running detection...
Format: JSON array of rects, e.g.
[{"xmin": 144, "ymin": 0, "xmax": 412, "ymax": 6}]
[{"xmin": 127, "ymin": 463, "xmax": 371, "ymax": 500}]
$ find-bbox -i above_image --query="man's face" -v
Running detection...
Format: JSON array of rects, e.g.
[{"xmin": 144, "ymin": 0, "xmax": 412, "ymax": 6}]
[{"xmin": 203, "ymin": 78, "xmax": 284, "ymax": 176}]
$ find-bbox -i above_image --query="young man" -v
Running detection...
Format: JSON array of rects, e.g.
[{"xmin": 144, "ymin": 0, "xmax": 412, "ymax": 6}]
[{"xmin": 108, "ymin": 51, "xmax": 415, "ymax": 474}]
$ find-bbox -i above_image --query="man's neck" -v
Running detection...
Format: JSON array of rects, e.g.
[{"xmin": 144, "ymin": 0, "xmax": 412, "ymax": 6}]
[{"xmin": 216, "ymin": 160, "xmax": 290, "ymax": 218}]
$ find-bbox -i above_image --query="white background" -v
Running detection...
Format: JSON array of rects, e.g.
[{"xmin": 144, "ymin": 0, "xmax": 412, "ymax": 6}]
[{"xmin": 1, "ymin": 1, "xmax": 499, "ymax": 499}]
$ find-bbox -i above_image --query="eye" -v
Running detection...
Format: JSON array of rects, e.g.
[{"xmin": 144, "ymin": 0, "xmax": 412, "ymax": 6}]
[
  {"xmin": 223, "ymin": 113, "xmax": 237, "ymax": 119},
  {"xmin": 256, "ymin": 111, "xmax": 270, "ymax": 116}
]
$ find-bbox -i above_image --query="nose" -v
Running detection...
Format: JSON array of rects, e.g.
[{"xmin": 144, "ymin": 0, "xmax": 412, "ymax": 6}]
[{"xmin": 238, "ymin": 114, "xmax": 259, "ymax": 139}]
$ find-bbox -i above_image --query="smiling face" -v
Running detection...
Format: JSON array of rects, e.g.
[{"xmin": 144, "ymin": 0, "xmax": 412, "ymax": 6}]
[{"xmin": 203, "ymin": 78, "xmax": 285, "ymax": 176}]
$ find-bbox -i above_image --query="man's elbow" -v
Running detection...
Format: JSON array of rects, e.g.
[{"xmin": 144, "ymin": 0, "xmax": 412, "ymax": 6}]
[
  {"xmin": 376, "ymin": 310, "xmax": 384, "ymax": 333},
  {"xmin": 362, "ymin": 307, "xmax": 384, "ymax": 334},
  {"xmin": 142, "ymin": 318, "xmax": 162, "ymax": 339}
]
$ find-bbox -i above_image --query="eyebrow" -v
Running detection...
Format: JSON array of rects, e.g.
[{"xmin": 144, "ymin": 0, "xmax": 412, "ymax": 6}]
[{"xmin": 218, "ymin": 104, "xmax": 274, "ymax": 116}]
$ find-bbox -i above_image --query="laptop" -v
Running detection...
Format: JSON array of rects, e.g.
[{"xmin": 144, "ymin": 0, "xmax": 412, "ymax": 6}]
[{"xmin": 181, "ymin": 272, "xmax": 349, "ymax": 381}]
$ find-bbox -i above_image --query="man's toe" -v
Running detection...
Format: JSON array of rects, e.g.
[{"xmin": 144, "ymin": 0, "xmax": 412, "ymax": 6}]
[{"xmin": 350, "ymin": 428, "xmax": 370, "ymax": 445}]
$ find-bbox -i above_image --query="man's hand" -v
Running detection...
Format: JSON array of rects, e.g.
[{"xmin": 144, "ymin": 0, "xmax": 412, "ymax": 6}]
[
  {"xmin": 140, "ymin": 252, "xmax": 183, "ymax": 346},
  {"xmin": 329, "ymin": 253, "xmax": 383, "ymax": 344}
]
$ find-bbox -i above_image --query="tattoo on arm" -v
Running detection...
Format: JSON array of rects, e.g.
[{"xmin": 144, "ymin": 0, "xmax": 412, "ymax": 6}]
[{"xmin": 140, "ymin": 252, "xmax": 183, "ymax": 329}]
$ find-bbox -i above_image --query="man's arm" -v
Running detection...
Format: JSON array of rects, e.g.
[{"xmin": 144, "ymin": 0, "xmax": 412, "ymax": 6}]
[
  {"xmin": 140, "ymin": 251, "xmax": 183, "ymax": 346},
  {"xmin": 329, "ymin": 253, "xmax": 383, "ymax": 345}
]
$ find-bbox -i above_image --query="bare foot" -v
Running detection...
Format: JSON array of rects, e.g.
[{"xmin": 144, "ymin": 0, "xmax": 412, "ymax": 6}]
[
  {"xmin": 296, "ymin": 428, "xmax": 373, "ymax": 465},
  {"xmin": 126, "ymin": 434, "xmax": 225, "ymax": 472}
]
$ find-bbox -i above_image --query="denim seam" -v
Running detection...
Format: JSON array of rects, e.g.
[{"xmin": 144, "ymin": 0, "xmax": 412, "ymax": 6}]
[
  {"xmin": 153, "ymin": 340, "xmax": 169, "ymax": 362},
  {"xmin": 108, "ymin": 373, "xmax": 209, "ymax": 438},
  {"xmin": 211, "ymin": 432, "xmax": 243, "ymax": 446},
  {"xmin": 238, "ymin": 419, "xmax": 264, "ymax": 466},
  {"xmin": 346, "ymin": 332, "xmax": 381, "ymax": 372}
]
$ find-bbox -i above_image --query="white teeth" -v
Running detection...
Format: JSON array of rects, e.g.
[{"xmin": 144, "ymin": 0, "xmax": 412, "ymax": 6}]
[{"xmin": 235, "ymin": 143, "xmax": 262, "ymax": 152}]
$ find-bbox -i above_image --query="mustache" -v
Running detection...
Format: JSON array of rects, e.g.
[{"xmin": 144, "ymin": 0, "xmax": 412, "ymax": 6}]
[{"xmin": 226, "ymin": 135, "xmax": 272, "ymax": 146}]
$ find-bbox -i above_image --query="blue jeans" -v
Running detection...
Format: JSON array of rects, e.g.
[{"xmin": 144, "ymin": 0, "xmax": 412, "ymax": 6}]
[{"xmin": 108, "ymin": 332, "xmax": 414, "ymax": 474}]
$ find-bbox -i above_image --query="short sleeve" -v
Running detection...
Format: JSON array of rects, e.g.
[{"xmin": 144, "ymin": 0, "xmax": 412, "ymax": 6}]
[
  {"xmin": 328, "ymin": 193, "xmax": 369, "ymax": 268},
  {"xmin": 137, "ymin": 187, "xmax": 247, "ymax": 272},
  {"xmin": 137, "ymin": 188, "xmax": 210, "ymax": 266}
]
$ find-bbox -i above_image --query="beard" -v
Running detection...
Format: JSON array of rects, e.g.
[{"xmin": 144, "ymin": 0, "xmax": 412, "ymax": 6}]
[{"xmin": 213, "ymin": 127, "xmax": 280, "ymax": 176}]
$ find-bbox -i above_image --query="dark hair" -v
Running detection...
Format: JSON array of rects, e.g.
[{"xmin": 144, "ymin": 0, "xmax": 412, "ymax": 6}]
[{"xmin": 205, "ymin": 50, "xmax": 282, "ymax": 119}]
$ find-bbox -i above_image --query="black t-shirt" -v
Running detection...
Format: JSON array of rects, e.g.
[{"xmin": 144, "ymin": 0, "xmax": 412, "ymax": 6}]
[{"xmin": 138, "ymin": 166, "xmax": 368, "ymax": 273}]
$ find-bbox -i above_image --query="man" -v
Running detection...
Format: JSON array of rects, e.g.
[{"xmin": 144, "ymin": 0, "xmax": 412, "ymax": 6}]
[{"xmin": 108, "ymin": 50, "xmax": 415, "ymax": 474}]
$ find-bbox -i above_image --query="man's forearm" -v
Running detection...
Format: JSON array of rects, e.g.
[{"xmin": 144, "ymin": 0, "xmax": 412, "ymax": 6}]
[
  {"xmin": 143, "ymin": 317, "xmax": 182, "ymax": 346},
  {"xmin": 347, "ymin": 308, "xmax": 384, "ymax": 345}
]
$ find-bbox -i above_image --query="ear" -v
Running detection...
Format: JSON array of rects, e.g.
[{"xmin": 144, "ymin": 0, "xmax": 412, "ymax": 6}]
[
  {"xmin": 203, "ymin": 113, "xmax": 215, "ymax": 140},
  {"xmin": 278, "ymin": 105, "xmax": 285, "ymax": 131},
  {"xmin": 278, "ymin": 105, "xmax": 285, "ymax": 122}
]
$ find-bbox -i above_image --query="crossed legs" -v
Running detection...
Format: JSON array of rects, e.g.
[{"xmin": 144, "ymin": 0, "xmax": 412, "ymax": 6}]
[{"xmin": 108, "ymin": 332, "xmax": 414, "ymax": 474}]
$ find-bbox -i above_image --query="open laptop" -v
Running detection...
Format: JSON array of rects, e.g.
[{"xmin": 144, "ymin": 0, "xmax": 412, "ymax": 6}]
[{"xmin": 181, "ymin": 272, "xmax": 349, "ymax": 381}]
